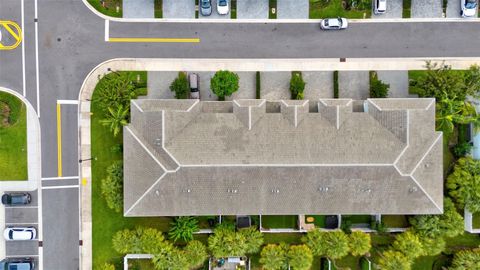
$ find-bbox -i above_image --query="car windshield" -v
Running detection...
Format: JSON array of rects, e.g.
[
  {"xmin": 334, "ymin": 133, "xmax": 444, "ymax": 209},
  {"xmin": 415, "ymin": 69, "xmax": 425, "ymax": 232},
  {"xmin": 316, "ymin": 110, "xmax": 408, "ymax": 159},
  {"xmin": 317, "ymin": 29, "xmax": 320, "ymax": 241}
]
[
  {"xmin": 219, "ymin": 0, "xmax": 227, "ymax": 6},
  {"xmin": 10, "ymin": 196, "xmax": 24, "ymax": 204},
  {"xmin": 466, "ymin": 0, "xmax": 477, "ymax": 8},
  {"xmin": 202, "ymin": 0, "xmax": 210, "ymax": 7}
]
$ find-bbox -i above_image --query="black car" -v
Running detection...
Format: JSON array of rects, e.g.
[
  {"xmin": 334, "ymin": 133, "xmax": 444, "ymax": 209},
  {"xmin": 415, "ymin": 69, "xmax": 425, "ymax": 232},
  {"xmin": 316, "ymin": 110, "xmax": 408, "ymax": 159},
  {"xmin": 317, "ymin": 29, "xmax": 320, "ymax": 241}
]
[{"xmin": 1, "ymin": 193, "xmax": 31, "ymax": 205}]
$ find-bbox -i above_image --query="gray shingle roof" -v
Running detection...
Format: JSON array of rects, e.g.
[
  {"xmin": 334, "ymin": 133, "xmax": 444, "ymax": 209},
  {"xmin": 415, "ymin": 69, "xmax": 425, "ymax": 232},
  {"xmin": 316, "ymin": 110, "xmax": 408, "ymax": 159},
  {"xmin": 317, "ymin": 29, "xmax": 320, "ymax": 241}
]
[{"xmin": 124, "ymin": 98, "xmax": 442, "ymax": 216}]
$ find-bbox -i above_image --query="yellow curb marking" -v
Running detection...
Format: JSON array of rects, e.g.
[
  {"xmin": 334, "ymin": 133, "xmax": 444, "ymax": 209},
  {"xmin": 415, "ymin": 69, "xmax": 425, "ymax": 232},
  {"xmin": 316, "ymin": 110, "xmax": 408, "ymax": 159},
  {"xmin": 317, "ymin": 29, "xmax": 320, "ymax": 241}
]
[
  {"xmin": 82, "ymin": 178, "xmax": 87, "ymax": 186},
  {"xmin": 56, "ymin": 103, "xmax": 63, "ymax": 177},
  {"xmin": 0, "ymin": 21, "xmax": 22, "ymax": 50},
  {"xmin": 108, "ymin": 37, "xmax": 200, "ymax": 43}
]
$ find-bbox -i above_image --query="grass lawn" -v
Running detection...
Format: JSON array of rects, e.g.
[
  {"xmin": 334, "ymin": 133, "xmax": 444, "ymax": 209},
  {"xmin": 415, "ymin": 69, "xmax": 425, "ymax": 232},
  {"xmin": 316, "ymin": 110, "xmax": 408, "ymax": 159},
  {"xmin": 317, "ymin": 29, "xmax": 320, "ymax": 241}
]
[
  {"xmin": 306, "ymin": 215, "xmax": 326, "ymax": 228},
  {"xmin": 0, "ymin": 92, "xmax": 27, "ymax": 180},
  {"xmin": 343, "ymin": 215, "xmax": 372, "ymax": 224},
  {"xmin": 310, "ymin": 0, "xmax": 371, "ymax": 19},
  {"xmin": 402, "ymin": 0, "xmax": 411, "ymax": 18},
  {"xmin": 381, "ymin": 215, "xmax": 410, "ymax": 228},
  {"xmin": 269, "ymin": 0, "xmax": 277, "ymax": 19},
  {"xmin": 91, "ymin": 71, "xmax": 175, "ymax": 268},
  {"xmin": 87, "ymin": 0, "xmax": 122, "ymax": 17},
  {"xmin": 261, "ymin": 215, "xmax": 298, "ymax": 229},
  {"xmin": 154, "ymin": 0, "xmax": 162, "ymax": 18}
]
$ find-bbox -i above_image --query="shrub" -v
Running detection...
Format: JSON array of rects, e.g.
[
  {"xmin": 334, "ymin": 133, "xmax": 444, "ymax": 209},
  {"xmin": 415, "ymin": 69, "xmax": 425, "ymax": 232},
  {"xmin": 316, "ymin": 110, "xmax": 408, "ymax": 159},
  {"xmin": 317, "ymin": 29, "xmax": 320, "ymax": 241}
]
[
  {"xmin": 377, "ymin": 250, "xmax": 411, "ymax": 270},
  {"xmin": 371, "ymin": 220, "xmax": 387, "ymax": 233},
  {"xmin": 256, "ymin": 71, "xmax": 261, "ymax": 99},
  {"xmin": 208, "ymin": 224, "xmax": 263, "ymax": 258},
  {"xmin": 210, "ymin": 70, "xmax": 239, "ymax": 101},
  {"xmin": 447, "ymin": 157, "xmax": 480, "ymax": 213},
  {"xmin": 302, "ymin": 229, "xmax": 350, "ymax": 259},
  {"xmin": 453, "ymin": 142, "xmax": 473, "ymax": 157},
  {"xmin": 169, "ymin": 72, "xmax": 189, "ymax": 99},
  {"xmin": 287, "ymin": 245, "xmax": 313, "ymax": 270},
  {"xmin": 450, "ymin": 248, "xmax": 480, "ymax": 270},
  {"xmin": 98, "ymin": 263, "xmax": 115, "ymax": 270},
  {"xmin": 349, "ymin": 231, "xmax": 371, "ymax": 256},
  {"xmin": 290, "ymin": 72, "xmax": 305, "ymax": 100},
  {"xmin": 369, "ymin": 71, "xmax": 389, "ymax": 98},
  {"xmin": 100, "ymin": 161, "xmax": 123, "ymax": 213},
  {"xmin": 260, "ymin": 243, "xmax": 288, "ymax": 270},
  {"xmin": 0, "ymin": 91, "xmax": 24, "ymax": 126},
  {"xmin": 168, "ymin": 216, "xmax": 199, "ymax": 242},
  {"xmin": 392, "ymin": 231, "xmax": 423, "ymax": 260},
  {"xmin": 94, "ymin": 72, "xmax": 138, "ymax": 115},
  {"xmin": 184, "ymin": 240, "xmax": 208, "ymax": 268},
  {"xmin": 112, "ymin": 227, "xmax": 144, "ymax": 254},
  {"xmin": 333, "ymin": 71, "xmax": 339, "ymax": 98}
]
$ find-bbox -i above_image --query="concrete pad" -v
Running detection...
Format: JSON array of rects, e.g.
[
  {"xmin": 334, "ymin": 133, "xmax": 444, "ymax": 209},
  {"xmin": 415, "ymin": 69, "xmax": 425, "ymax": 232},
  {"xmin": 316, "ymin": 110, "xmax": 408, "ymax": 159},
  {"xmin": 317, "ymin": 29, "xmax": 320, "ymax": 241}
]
[
  {"xmin": 197, "ymin": 72, "xmax": 217, "ymax": 100},
  {"xmin": 372, "ymin": 0, "xmax": 403, "ymax": 18},
  {"xmin": 303, "ymin": 71, "xmax": 334, "ymax": 100},
  {"xmin": 5, "ymin": 208, "xmax": 38, "ymax": 224},
  {"xmin": 411, "ymin": 0, "xmax": 443, "ymax": 18},
  {"xmin": 338, "ymin": 71, "xmax": 369, "ymax": 100},
  {"xmin": 226, "ymin": 72, "xmax": 256, "ymax": 100},
  {"xmin": 147, "ymin": 71, "xmax": 177, "ymax": 99},
  {"xmin": 200, "ymin": 0, "xmax": 228, "ymax": 19},
  {"xmin": 163, "ymin": 0, "xmax": 195, "ymax": 19},
  {"xmin": 6, "ymin": 241, "xmax": 38, "ymax": 256},
  {"xmin": 446, "ymin": 0, "xmax": 461, "ymax": 18},
  {"xmin": 277, "ymin": 0, "xmax": 309, "ymax": 19},
  {"xmin": 260, "ymin": 72, "xmax": 291, "ymax": 100},
  {"xmin": 237, "ymin": 0, "xmax": 269, "ymax": 19},
  {"xmin": 123, "ymin": 0, "xmax": 154, "ymax": 18},
  {"xmin": 376, "ymin": 71, "xmax": 417, "ymax": 98}
]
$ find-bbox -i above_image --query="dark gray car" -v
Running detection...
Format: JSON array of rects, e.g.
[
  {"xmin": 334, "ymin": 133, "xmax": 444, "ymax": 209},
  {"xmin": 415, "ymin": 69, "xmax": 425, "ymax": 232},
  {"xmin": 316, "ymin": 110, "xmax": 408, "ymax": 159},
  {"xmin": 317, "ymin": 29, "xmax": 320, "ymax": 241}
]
[
  {"xmin": 1, "ymin": 193, "xmax": 31, "ymax": 205},
  {"xmin": 200, "ymin": 0, "xmax": 212, "ymax": 16}
]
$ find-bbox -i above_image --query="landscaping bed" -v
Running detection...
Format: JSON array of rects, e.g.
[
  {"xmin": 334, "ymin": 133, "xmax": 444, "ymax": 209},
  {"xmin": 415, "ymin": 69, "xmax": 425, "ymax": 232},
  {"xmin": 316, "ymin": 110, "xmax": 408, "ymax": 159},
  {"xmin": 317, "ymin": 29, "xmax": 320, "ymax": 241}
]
[
  {"xmin": 305, "ymin": 215, "xmax": 326, "ymax": 228},
  {"xmin": 310, "ymin": 0, "xmax": 371, "ymax": 19},
  {"xmin": 0, "ymin": 91, "xmax": 27, "ymax": 180},
  {"xmin": 381, "ymin": 215, "xmax": 410, "ymax": 228},
  {"xmin": 473, "ymin": 212, "xmax": 480, "ymax": 229},
  {"xmin": 87, "ymin": 0, "xmax": 122, "ymax": 18},
  {"xmin": 261, "ymin": 215, "xmax": 298, "ymax": 229}
]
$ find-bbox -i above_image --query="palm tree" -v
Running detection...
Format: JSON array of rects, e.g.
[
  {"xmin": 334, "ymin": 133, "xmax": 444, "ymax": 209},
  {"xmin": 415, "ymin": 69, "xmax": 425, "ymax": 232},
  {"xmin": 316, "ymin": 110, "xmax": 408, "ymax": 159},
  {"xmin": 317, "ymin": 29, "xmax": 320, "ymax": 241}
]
[
  {"xmin": 100, "ymin": 105, "xmax": 129, "ymax": 137},
  {"xmin": 168, "ymin": 216, "xmax": 199, "ymax": 242}
]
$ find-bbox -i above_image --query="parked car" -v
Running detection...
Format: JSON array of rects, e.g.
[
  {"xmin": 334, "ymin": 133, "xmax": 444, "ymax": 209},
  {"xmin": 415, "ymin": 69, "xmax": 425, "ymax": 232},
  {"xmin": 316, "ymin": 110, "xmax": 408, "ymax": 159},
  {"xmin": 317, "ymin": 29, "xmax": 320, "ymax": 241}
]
[
  {"xmin": 4, "ymin": 227, "xmax": 37, "ymax": 241},
  {"xmin": 1, "ymin": 193, "xmax": 31, "ymax": 206},
  {"xmin": 217, "ymin": 0, "xmax": 229, "ymax": 15},
  {"xmin": 320, "ymin": 18, "xmax": 348, "ymax": 30},
  {"xmin": 0, "ymin": 258, "xmax": 34, "ymax": 270},
  {"xmin": 374, "ymin": 0, "xmax": 387, "ymax": 14},
  {"xmin": 200, "ymin": 0, "xmax": 212, "ymax": 16},
  {"xmin": 188, "ymin": 73, "xmax": 200, "ymax": 99},
  {"xmin": 461, "ymin": 0, "xmax": 478, "ymax": 17}
]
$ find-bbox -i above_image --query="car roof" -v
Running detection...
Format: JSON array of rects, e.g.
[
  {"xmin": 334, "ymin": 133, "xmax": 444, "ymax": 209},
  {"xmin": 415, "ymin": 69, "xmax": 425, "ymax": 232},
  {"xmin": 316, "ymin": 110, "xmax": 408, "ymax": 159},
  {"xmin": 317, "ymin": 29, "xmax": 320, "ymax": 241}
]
[{"xmin": 327, "ymin": 18, "xmax": 340, "ymax": 26}]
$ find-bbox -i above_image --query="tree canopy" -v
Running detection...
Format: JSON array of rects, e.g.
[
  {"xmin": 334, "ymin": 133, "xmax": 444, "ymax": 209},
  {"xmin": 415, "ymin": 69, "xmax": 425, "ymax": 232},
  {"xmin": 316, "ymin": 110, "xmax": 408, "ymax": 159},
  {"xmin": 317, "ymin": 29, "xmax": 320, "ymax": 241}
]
[
  {"xmin": 348, "ymin": 231, "xmax": 371, "ymax": 256},
  {"xmin": 392, "ymin": 231, "xmax": 423, "ymax": 260},
  {"xmin": 287, "ymin": 245, "xmax": 313, "ymax": 270},
  {"xmin": 301, "ymin": 230, "xmax": 350, "ymax": 259},
  {"xmin": 447, "ymin": 157, "xmax": 480, "ymax": 213},
  {"xmin": 208, "ymin": 224, "xmax": 263, "ymax": 258},
  {"xmin": 210, "ymin": 70, "xmax": 239, "ymax": 101},
  {"xmin": 376, "ymin": 250, "xmax": 411, "ymax": 270},
  {"xmin": 168, "ymin": 216, "xmax": 199, "ymax": 242},
  {"xmin": 260, "ymin": 243, "xmax": 289, "ymax": 270},
  {"xmin": 170, "ymin": 72, "xmax": 189, "ymax": 99},
  {"xmin": 184, "ymin": 240, "xmax": 208, "ymax": 268},
  {"xmin": 450, "ymin": 248, "xmax": 480, "ymax": 270}
]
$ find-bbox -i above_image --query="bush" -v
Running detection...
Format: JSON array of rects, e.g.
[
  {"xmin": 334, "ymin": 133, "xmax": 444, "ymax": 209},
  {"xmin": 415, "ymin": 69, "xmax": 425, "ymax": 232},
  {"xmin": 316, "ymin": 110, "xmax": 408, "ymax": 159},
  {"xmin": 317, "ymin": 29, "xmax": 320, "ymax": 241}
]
[
  {"xmin": 169, "ymin": 72, "xmax": 189, "ymax": 99},
  {"xmin": 0, "ymin": 91, "xmax": 24, "ymax": 126},
  {"xmin": 169, "ymin": 216, "xmax": 199, "ymax": 242},
  {"xmin": 371, "ymin": 220, "xmax": 387, "ymax": 233},
  {"xmin": 453, "ymin": 142, "xmax": 472, "ymax": 157},
  {"xmin": 333, "ymin": 71, "xmax": 339, "ymax": 98},
  {"xmin": 210, "ymin": 70, "xmax": 239, "ymax": 101},
  {"xmin": 290, "ymin": 72, "xmax": 305, "ymax": 100},
  {"xmin": 447, "ymin": 157, "xmax": 480, "ymax": 213},
  {"xmin": 100, "ymin": 161, "xmax": 123, "ymax": 213},
  {"xmin": 256, "ymin": 71, "xmax": 261, "ymax": 99},
  {"xmin": 184, "ymin": 240, "xmax": 208, "ymax": 268},
  {"xmin": 370, "ymin": 71, "xmax": 389, "ymax": 98}
]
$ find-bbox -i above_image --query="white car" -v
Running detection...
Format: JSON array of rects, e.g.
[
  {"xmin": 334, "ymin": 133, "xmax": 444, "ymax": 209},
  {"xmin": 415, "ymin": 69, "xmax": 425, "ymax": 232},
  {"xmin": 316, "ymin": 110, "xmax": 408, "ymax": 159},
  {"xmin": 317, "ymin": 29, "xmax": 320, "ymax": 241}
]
[
  {"xmin": 320, "ymin": 18, "xmax": 348, "ymax": 30},
  {"xmin": 374, "ymin": 0, "xmax": 387, "ymax": 14},
  {"xmin": 461, "ymin": 0, "xmax": 478, "ymax": 17},
  {"xmin": 4, "ymin": 227, "xmax": 36, "ymax": 241},
  {"xmin": 217, "ymin": 0, "xmax": 229, "ymax": 15}
]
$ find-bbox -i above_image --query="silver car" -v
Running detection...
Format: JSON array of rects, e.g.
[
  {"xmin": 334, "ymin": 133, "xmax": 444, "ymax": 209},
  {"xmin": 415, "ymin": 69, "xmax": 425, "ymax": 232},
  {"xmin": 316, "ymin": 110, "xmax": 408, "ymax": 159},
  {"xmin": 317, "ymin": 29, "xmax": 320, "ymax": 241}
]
[
  {"xmin": 189, "ymin": 73, "xmax": 200, "ymax": 99},
  {"xmin": 200, "ymin": 0, "xmax": 212, "ymax": 16},
  {"xmin": 320, "ymin": 18, "xmax": 348, "ymax": 30}
]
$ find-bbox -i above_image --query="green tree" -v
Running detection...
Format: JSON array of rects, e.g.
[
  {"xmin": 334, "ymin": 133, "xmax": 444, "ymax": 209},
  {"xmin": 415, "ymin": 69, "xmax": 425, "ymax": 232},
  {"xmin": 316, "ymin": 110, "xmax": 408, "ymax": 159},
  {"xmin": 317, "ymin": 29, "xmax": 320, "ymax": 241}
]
[
  {"xmin": 168, "ymin": 216, "xmax": 199, "ymax": 242},
  {"xmin": 112, "ymin": 227, "xmax": 144, "ymax": 254},
  {"xmin": 290, "ymin": 72, "xmax": 306, "ymax": 100},
  {"xmin": 100, "ymin": 105, "xmax": 129, "ymax": 136},
  {"xmin": 208, "ymin": 224, "xmax": 246, "ymax": 257},
  {"xmin": 376, "ymin": 250, "xmax": 411, "ymax": 270},
  {"xmin": 239, "ymin": 226, "xmax": 264, "ymax": 254},
  {"xmin": 392, "ymin": 231, "xmax": 423, "ymax": 260},
  {"xmin": 435, "ymin": 93, "xmax": 479, "ymax": 135},
  {"xmin": 210, "ymin": 70, "xmax": 239, "ymax": 101},
  {"xmin": 348, "ymin": 231, "xmax": 371, "ymax": 256},
  {"xmin": 94, "ymin": 72, "xmax": 138, "ymax": 115},
  {"xmin": 301, "ymin": 230, "xmax": 350, "ymax": 259},
  {"xmin": 287, "ymin": 245, "xmax": 313, "ymax": 270},
  {"xmin": 184, "ymin": 240, "xmax": 208, "ymax": 269},
  {"xmin": 100, "ymin": 161, "xmax": 123, "ymax": 213},
  {"xmin": 260, "ymin": 243, "xmax": 289, "ymax": 270},
  {"xmin": 170, "ymin": 72, "xmax": 189, "ymax": 99},
  {"xmin": 447, "ymin": 157, "xmax": 480, "ymax": 213},
  {"xmin": 98, "ymin": 263, "xmax": 115, "ymax": 270},
  {"xmin": 370, "ymin": 73, "xmax": 390, "ymax": 98},
  {"xmin": 410, "ymin": 197, "xmax": 464, "ymax": 239},
  {"xmin": 152, "ymin": 246, "xmax": 190, "ymax": 270},
  {"xmin": 419, "ymin": 237, "xmax": 445, "ymax": 257},
  {"xmin": 140, "ymin": 227, "xmax": 166, "ymax": 254},
  {"xmin": 450, "ymin": 248, "xmax": 480, "ymax": 270}
]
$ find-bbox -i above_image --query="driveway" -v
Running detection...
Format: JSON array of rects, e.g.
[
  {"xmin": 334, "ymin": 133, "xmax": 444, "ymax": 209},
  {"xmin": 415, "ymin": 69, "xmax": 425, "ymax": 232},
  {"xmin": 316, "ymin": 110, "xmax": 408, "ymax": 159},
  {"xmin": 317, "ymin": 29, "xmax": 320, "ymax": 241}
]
[
  {"xmin": 372, "ymin": 0, "xmax": 403, "ymax": 18},
  {"xmin": 376, "ymin": 71, "xmax": 417, "ymax": 98},
  {"xmin": 446, "ymin": 0, "xmax": 461, "ymax": 18},
  {"xmin": 338, "ymin": 71, "xmax": 369, "ymax": 100},
  {"xmin": 163, "ymin": 0, "xmax": 195, "ymax": 18},
  {"xmin": 123, "ymin": 0, "xmax": 154, "ymax": 18},
  {"xmin": 277, "ymin": 0, "xmax": 309, "ymax": 19},
  {"xmin": 411, "ymin": 0, "xmax": 443, "ymax": 18},
  {"xmin": 237, "ymin": 0, "xmax": 269, "ymax": 19}
]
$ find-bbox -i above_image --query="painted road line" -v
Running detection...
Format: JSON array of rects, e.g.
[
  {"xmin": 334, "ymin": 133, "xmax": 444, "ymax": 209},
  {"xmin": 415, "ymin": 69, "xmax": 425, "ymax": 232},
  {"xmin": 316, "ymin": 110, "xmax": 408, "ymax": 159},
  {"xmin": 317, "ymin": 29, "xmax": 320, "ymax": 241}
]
[
  {"xmin": 105, "ymin": 20, "xmax": 109, "ymax": 42},
  {"xmin": 108, "ymin": 37, "xmax": 200, "ymax": 43},
  {"xmin": 0, "ymin": 21, "xmax": 22, "ymax": 50},
  {"xmin": 34, "ymin": 0, "xmax": 40, "ymax": 119},
  {"xmin": 42, "ymin": 185, "xmax": 79, "ymax": 190},
  {"xmin": 42, "ymin": 176, "xmax": 78, "ymax": 180},
  {"xmin": 57, "ymin": 100, "xmax": 79, "ymax": 105},
  {"xmin": 56, "ymin": 104, "xmax": 62, "ymax": 177}
]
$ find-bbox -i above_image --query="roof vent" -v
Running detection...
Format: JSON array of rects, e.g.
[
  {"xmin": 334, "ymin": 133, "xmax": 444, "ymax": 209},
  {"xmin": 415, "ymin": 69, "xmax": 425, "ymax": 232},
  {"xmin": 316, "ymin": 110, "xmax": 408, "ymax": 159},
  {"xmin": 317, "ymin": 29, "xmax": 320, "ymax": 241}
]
[
  {"xmin": 409, "ymin": 187, "xmax": 418, "ymax": 193},
  {"xmin": 271, "ymin": 189, "xmax": 280, "ymax": 194},
  {"xmin": 154, "ymin": 138, "xmax": 162, "ymax": 146},
  {"xmin": 318, "ymin": 187, "xmax": 330, "ymax": 192},
  {"xmin": 155, "ymin": 190, "xmax": 160, "ymax": 196}
]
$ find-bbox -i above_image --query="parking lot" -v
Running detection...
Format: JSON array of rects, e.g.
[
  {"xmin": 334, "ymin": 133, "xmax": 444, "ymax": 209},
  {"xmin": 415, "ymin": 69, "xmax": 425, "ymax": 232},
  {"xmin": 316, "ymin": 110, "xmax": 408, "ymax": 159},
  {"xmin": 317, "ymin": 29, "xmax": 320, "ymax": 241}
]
[{"xmin": 3, "ymin": 190, "xmax": 39, "ymax": 262}]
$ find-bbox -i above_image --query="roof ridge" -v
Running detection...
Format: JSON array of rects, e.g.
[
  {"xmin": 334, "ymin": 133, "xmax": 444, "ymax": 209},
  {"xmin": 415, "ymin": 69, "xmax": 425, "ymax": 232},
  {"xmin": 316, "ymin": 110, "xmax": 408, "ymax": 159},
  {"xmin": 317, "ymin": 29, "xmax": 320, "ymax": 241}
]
[{"xmin": 124, "ymin": 172, "xmax": 167, "ymax": 216}]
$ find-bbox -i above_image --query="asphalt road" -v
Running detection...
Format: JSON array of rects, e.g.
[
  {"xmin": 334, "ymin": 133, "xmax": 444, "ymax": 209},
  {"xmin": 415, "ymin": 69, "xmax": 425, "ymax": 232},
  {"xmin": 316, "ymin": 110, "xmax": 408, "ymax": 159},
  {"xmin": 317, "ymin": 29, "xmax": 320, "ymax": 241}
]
[{"xmin": 2, "ymin": 0, "xmax": 480, "ymax": 269}]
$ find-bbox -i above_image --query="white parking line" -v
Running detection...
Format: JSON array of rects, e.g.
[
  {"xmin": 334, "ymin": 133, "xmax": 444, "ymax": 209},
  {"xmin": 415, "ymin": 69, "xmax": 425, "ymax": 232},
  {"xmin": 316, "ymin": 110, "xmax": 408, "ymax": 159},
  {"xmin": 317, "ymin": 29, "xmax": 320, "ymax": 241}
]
[
  {"xmin": 6, "ymin": 255, "xmax": 39, "ymax": 258},
  {"xmin": 5, "ymin": 206, "xmax": 38, "ymax": 209},
  {"xmin": 41, "ymin": 185, "xmax": 79, "ymax": 190},
  {"xmin": 5, "ymin": 222, "xmax": 38, "ymax": 225},
  {"xmin": 42, "ymin": 176, "xmax": 78, "ymax": 180}
]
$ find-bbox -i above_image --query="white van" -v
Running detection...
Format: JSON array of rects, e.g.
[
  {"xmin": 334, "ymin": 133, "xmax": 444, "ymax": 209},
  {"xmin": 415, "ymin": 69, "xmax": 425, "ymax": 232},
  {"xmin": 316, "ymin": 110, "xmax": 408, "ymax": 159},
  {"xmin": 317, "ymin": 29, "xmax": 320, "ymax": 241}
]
[{"xmin": 189, "ymin": 73, "xmax": 200, "ymax": 99}]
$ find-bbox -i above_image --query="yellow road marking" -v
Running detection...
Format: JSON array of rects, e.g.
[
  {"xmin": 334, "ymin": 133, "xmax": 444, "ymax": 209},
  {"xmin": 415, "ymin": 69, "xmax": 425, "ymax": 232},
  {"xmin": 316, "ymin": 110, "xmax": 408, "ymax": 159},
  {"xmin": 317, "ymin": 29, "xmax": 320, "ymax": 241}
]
[
  {"xmin": 56, "ymin": 104, "xmax": 63, "ymax": 177},
  {"xmin": 108, "ymin": 37, "xmax": 200, "ymax": 43},
  {"xmin": 82, "ymin": 178, "xmax": 87, "ymax": 186},
  {"xmin": 0, "ymin": 20, "xmax": 22, "ymax": 50}
]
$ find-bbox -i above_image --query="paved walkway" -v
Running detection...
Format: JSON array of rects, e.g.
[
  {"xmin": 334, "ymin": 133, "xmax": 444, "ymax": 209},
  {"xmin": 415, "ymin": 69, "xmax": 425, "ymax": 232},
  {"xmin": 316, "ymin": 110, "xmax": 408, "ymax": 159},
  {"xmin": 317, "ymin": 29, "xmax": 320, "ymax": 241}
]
[
  {"xmin": 411, "ymin": 0, "xmax": 443, "ymax": 18},
  {"xmin": 123, "ymin": 0, "xmax": 154, "ymax": 18},
  {"xmin": 163, "ymin": 0, "xmax": 195, "ymax": 18},
  {"xmin": 338, "ymin": 71, "xmax": 369, "ymax": 100},
  {"xmin": 237, "ymin": 0, "xmax": 269, "ymax": 19},
  {"xmin": 277, "ymin": 0, "xmax": 309, "ymax": 19}
]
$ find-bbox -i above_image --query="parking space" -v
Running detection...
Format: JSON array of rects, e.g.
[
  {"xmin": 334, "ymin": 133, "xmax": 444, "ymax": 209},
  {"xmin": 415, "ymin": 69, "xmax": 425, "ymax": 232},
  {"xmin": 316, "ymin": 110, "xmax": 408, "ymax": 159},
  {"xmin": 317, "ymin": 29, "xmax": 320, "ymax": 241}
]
[
  {"xmin": 372, "ymin": 0, "xmax": 403, "ymax": 18},
  {"xmin": 200, "ymin": 0, "xmax": 229, "ymax": 18},
  {"xmin": 163, "ymin": 0, "xmax": 195, "ymax": 19},
  {"xmin": 446, "ymin": 0, "xmax": 461, "ymax": 18},
  {"xmin": 411, "ymin": 0, "xmax": 443, "ymax": 18},
  {"xmin": 277, "ymin": 0, "xmax": 309, "ymax": 19},
  {"xmin": 3, "ymin": 190, "xmax": 39, "ymax": 259},
  {"xmin": 237, "ymin": 0, "xmax": 269, "ymax": 19}
]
